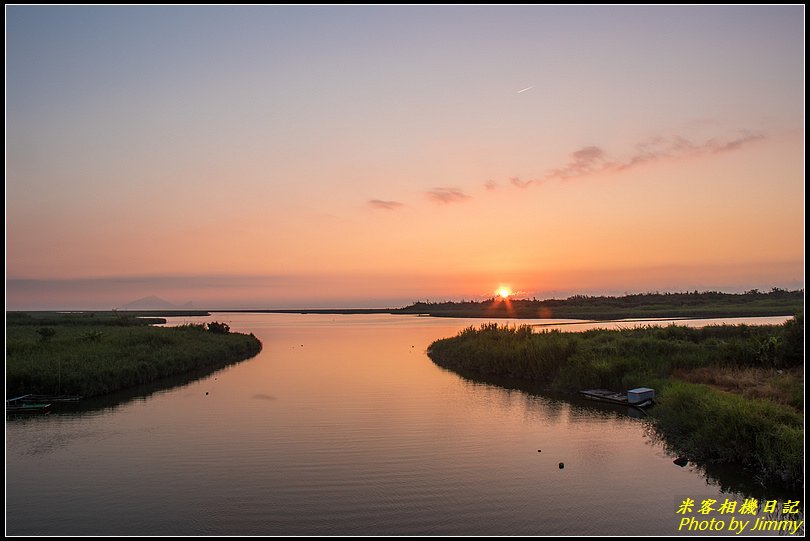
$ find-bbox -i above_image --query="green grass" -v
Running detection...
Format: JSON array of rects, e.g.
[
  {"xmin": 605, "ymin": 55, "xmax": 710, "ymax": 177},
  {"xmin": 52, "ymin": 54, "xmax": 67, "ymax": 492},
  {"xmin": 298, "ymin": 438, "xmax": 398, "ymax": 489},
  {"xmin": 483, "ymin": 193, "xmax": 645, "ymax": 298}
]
[
  {"xmin": 427, "ymin": 315, "xmax": 804, "ymax": 491},
  {"xmin": 6, "ymin": 315, "xmax": 262, "ymax": 398},
  {"xmin": 652, "ymin": 381, "xmax": 803, "ymax": 490}
]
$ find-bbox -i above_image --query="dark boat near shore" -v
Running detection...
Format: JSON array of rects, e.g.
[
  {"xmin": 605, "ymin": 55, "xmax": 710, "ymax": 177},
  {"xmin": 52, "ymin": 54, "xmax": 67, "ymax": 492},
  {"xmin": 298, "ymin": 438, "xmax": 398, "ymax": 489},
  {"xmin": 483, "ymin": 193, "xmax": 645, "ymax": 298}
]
[
  {"xmin": 579, "ymin": 388, "xmax": 655, "ymax": 409},
  {"xmin": 7, "ymin": 403, "xmax": 52, "ymax": 414},
  {"xmin": 6, "ymin": 395, "xmax": 52, "ymax": 414}
]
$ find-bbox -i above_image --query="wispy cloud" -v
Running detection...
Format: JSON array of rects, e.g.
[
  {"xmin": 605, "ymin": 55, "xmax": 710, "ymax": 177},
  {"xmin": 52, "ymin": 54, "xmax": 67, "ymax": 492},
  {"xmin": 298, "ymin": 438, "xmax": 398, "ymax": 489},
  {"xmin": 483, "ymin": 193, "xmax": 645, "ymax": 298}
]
[
  {"xmin": 426, "ymin": 187, "xmax": 471, "ymax": 204},
  {"xmin": 364, "ymin": 133, "xmax": 764, "ymax": 209},
  {"xmin": 543, "ymin": 146, "xmax": 608, "ymax": 181},
  {"xmin": 706, "ymin": 134, "xmax": 765, "ymax": 154},
  {"xmin": 368, "ymin": 199, "xmax": 403, "ymax": 211},
  {"xmin": 510, "ymin": 176, "xmax": 535, "ymax": 189},
  {"xmin": 544, "ymin": 133, "xmax": 765, "ymax": 181}
]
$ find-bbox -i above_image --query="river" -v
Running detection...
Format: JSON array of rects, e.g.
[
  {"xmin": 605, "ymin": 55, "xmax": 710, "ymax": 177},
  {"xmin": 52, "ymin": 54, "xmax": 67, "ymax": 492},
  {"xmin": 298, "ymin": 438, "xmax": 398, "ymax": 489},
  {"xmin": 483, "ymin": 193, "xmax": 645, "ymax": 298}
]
[{"xmin": 5, "ymin": 313, "xmax": 796, "ymax": 535}]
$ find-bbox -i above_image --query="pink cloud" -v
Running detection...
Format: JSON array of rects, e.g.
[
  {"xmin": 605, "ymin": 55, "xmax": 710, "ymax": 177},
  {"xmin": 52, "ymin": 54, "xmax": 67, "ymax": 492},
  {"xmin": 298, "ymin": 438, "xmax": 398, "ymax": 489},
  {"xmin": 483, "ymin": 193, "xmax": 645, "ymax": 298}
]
[
  {"xmin": 426, "ymin": 187, "xmax": 471, "ymax": 204},
  {"xmin": 544, "ymin": 133, "xmax": 765, "ymax": 181},
  {"xmin": 368, "ymin": 199, "xmax": 404, "ymax": 210}
]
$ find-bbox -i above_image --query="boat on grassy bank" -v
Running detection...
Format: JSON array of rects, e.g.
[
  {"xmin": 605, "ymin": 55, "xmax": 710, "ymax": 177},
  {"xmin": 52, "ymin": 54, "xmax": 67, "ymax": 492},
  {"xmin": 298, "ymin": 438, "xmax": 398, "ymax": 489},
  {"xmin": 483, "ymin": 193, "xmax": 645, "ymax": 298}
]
[
  {"xmin": 6, "ymin": 403, "xmax": 52, "ymax": 414},
  {"xmin": 579, "ymin": 388, "xmax": 655, "ymax": 409},
  {"xmin": 6, "ymin": 395, "xmax": 52, "ymax": 414}
]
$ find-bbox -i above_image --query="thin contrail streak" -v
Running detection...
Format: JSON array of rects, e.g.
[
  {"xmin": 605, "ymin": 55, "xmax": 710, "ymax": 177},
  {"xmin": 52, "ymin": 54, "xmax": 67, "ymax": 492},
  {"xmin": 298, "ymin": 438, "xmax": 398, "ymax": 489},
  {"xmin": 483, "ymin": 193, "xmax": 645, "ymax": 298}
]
[{"xmin": 517, "ymin": 86, "xmax": 534, "ymax": 93}]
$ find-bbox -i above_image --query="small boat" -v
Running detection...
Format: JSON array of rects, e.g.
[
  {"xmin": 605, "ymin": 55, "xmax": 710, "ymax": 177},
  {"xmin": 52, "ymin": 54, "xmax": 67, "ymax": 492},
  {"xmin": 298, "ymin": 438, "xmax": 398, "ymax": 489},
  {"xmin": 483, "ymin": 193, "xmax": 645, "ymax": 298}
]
[
  {"xmin": 579, "ymin": 388, "xmax": 655, "ymax": 409},
  {"xmin": 7, "ymin": 402, "xmax": 52, "ymax": 414},
  {"xmin": 6, "ymin": 395, "xmax": 52, "ymax": 414},
  {"xmin": 580, "ymin": 389, "xmax": 631, "ymax": 405}
]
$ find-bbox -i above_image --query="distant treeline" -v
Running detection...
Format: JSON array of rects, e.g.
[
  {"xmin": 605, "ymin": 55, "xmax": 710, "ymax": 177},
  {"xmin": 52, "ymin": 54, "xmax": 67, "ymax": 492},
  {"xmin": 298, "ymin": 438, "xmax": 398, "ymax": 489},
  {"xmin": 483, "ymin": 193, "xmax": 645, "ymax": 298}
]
[
  {"xmin": 6, "ymin": 310, "xmax": 210, "ymax": 327},
  {"xmin": 396, "ymin": 288, "xmax": 804, "ymax": 320}
]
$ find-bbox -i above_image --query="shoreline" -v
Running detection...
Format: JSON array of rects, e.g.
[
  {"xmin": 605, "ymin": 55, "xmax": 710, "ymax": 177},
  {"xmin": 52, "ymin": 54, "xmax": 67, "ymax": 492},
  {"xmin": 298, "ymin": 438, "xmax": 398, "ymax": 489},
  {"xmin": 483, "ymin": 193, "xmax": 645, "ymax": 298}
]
[
  {"xmin": 15, "ymin": 289, "xmax": 802, "ymax": 322},
  {"xmin": 426, "ymin": 318, "xmax": 804, "ymax": 494}
]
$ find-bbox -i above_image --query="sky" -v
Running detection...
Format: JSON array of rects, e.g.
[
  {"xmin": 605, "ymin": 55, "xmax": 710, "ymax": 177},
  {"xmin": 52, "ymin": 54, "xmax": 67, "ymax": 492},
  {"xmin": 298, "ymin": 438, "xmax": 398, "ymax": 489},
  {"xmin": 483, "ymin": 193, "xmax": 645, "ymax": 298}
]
[{"xmin": 5, "ymin": 6, "xmax": 805, "ymax": 309}]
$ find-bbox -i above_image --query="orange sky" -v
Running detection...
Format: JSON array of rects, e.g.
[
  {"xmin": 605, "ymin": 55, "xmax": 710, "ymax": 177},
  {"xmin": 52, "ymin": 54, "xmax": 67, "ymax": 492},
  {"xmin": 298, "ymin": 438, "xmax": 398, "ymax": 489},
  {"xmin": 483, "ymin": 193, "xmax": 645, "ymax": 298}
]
[{"xmin": 6, "ymin": 7, "xmax": 804, "ymax": 309}]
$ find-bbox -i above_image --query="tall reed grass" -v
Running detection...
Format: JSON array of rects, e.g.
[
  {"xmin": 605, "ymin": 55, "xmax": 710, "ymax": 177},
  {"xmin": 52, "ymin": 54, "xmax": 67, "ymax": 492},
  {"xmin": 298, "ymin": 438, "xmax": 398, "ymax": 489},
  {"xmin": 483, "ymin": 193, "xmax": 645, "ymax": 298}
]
[{"xmin": 6, "ymin": 321, "xmax": 262, "ymax": 398}]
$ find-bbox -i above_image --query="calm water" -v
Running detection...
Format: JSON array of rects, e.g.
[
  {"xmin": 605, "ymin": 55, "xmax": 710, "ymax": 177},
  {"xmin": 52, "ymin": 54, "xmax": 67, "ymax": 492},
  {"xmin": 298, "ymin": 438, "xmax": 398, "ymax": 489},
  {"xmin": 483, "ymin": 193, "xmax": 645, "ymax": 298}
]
[{"xmin": 5, "ymin": 314, "xmax": 795, "ymax": 535}]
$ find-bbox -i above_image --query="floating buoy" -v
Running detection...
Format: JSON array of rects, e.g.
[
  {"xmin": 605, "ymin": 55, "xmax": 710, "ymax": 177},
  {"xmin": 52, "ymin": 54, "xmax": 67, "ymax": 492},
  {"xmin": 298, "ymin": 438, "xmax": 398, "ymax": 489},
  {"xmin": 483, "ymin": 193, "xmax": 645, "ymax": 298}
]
[
  {"xmin": 205, "ymin": 392, "xmax": 209, "ymax": 395},
  {"xmin": 537, "ymin": 450, "xmax": 542, "ymax": 452},
  {"xmin": 559, "ymin": 462, "xmax": 564, "ymax": 469}
]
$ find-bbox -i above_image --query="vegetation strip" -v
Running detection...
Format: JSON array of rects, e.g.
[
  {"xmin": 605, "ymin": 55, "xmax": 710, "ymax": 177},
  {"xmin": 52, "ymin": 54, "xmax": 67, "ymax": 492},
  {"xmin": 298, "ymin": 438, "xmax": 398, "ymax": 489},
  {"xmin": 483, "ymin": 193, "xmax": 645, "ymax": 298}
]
[
  {"xmin": 223, "ymin": 289, "xmax": 803, "ymax": 320},
  {"xmin": 427, "ymin": 315, "xmax": 803, "ymax": 491},
  {"xmin": 6, "ymin": 312, "xmax": 261, "ymax": 399},
  {"xmin": 399, "ymin": 288, "xmax": 803, "ymax": 319}
]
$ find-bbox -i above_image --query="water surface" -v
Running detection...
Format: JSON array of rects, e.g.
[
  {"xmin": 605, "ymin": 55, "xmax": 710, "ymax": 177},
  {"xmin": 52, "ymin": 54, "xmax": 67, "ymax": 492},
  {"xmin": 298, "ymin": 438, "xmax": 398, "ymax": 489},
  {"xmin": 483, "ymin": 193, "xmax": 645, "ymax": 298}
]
[{"xmin": 5, "ymin": 314, "xmax": 794, "ymax": 535}]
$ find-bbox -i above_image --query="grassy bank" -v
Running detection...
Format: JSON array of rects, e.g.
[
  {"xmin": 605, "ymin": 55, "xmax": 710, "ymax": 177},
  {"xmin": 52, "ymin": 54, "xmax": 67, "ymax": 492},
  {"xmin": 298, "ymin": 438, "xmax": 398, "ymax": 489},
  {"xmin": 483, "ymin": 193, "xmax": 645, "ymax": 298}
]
[
  {"xmin": 398, "ymin": 288, "xmax": 803, "ymax": 319},
  {"xmin": 427, "ymin": 315, "xmax": 804, "ymax": 491},
  {"xmin": 6, "ymin": 313, "xmax": 261, "ymax": 398}
]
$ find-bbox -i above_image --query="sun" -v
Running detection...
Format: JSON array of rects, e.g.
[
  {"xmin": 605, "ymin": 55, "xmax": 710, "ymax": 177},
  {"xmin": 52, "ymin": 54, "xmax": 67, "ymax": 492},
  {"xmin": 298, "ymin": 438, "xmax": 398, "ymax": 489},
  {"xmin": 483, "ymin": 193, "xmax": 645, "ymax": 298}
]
[{"xmin": 498, "ymin": 288, "xmax": 511, "ymax": 299}]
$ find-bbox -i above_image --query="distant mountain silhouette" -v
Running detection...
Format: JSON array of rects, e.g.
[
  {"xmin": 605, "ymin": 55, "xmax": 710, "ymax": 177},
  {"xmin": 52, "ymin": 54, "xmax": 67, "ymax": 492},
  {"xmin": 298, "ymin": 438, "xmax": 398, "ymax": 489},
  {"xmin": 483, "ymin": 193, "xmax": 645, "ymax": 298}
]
[{"xmin": 121, "ymin": 295, "xmax": 184, "ymax": 310}]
